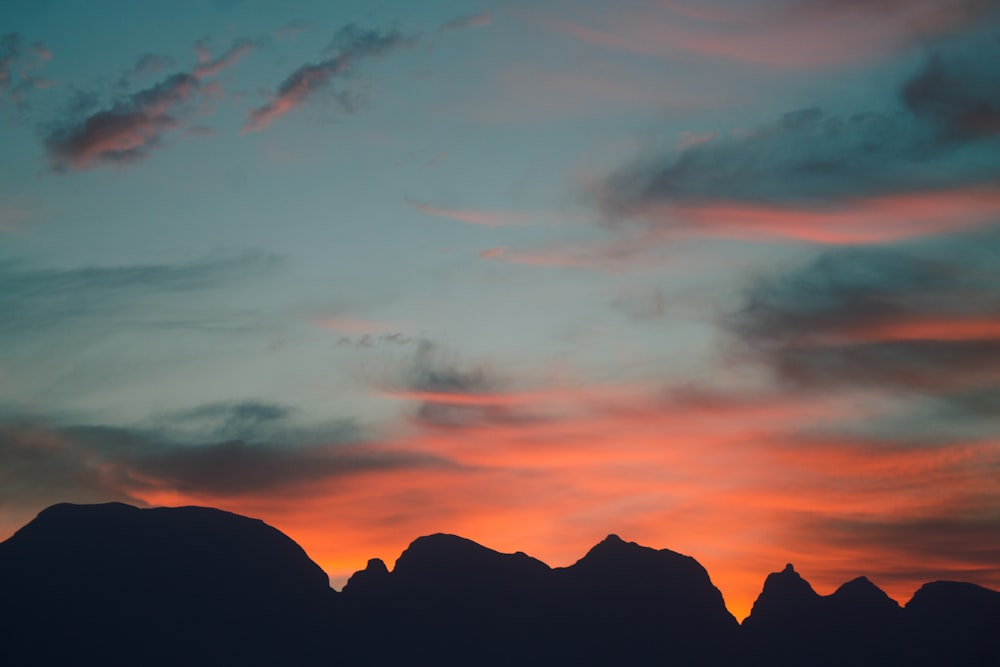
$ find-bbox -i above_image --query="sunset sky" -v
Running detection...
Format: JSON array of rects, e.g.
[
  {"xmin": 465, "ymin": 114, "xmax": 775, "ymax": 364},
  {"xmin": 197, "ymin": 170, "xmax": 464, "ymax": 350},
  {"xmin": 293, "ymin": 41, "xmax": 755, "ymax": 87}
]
[{"xmin": 2, "ymin": 0, "xmax": 999, "ymax": 620}]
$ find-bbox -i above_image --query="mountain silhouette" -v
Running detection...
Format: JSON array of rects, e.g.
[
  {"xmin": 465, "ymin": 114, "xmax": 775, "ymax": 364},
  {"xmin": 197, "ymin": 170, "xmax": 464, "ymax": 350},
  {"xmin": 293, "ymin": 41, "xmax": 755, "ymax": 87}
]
[
  {"xmin": 742, "ymin": 564, "xmax": 905, "ymax": 666},
  {"xmin": 1, "ymin": 502, "xmax": 998, "ymax": 666},
  {"xmin": 546, "ymin": 534, "xmax": 739, "ymax": 666},
  {"xmin": 904, "ymin": 581, "xmax": 1000, "ymax": 666},
  {"xmin": 0, "ymin": 502, "xmax": 336, "ymax": 666}
]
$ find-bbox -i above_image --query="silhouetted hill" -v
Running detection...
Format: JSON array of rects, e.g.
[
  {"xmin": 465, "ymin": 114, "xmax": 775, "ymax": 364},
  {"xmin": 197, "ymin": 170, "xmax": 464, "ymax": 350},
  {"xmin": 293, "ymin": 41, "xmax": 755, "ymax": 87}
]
[
  {"xmin": 905, "ymin": 581, "xmax": 1000, "ymax": 666},
  {"xmin": 339, "ymin": 532, "xmax": 738, "ymax": 665},
  {"xmin": 0, "ymin": 502, "xmax": 337, "ymax": 666},
  {"xmin": 341, "ymin": 532, "xmax": 553, "ymax": 665},
  {"xmin": 2, "ymin": 503, "xmax": 998, "ymax": 666}
]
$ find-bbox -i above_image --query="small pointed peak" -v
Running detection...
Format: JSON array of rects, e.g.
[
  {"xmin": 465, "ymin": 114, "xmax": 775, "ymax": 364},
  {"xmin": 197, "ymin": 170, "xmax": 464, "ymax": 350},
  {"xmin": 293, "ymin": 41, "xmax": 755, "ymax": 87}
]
[
  {"xmin": 604, "ymin": 533, "xmax": 624, "ymax": 544},
  {"xmin": 783, "ymin": 563, "xmax": 795, "ymax": 574}
]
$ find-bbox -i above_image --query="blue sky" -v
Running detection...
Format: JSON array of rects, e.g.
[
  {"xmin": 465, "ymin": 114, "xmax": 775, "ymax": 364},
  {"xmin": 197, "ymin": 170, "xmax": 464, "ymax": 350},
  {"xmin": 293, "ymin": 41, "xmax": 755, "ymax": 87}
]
[{"xmin": 3, "ymin": 0, "xmax": 1000, "ymax": 619}]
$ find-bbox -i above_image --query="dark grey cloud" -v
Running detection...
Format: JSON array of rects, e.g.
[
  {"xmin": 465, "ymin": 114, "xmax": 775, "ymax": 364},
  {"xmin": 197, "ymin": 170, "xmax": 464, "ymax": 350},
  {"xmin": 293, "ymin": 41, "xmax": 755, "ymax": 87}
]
[
  {"xmin": 728, "ymin": 228, "xmax": 1000, "ymax": 398},
  {"xmin": 44, "ymin": 38, "xmax": 253, "ymax": 171},
  {"xmin": 602, "ymin": 108, "xmax": 938, "ymax": 212},
  {"xmin": 243, "ymin": 25, "xmax": 418, "ymax": 133},
  {"xmin": 159, "ymin": 400, "xmax": 295, "ymax": 442},
  {"xmin": 902, "ymin": 48, "xmax": 1000, "ymax": 141},
  {"xmin": 387, "ymin": 341, "xmax": 540, "ymax": 429},
  {"xmin": 404, "ymin": 340, "xmax": 494, "ymax": 395},
  {"xmin": 336, "ymin": 332, "xmax": 420, "ymax": 348},
  {"xmin": 0, "ymin": 402, "xmax": 452, "ymax": 508},
  {"xmin": 598, "ymin": 29, "xmax": 1000, "ymax": 218}
]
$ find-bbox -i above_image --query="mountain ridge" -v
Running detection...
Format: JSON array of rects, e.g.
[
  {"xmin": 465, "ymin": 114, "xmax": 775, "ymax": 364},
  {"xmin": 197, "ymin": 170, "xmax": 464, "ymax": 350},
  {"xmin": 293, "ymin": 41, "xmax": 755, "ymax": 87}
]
[{"xmin": 1, "ymin": 502, "xmax": 996, "ymax": 666}]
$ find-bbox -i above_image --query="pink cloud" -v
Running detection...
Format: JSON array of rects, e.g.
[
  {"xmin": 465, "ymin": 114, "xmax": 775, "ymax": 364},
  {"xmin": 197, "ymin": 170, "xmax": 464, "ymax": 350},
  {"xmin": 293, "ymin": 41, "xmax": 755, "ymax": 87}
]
[
  {"xmin": 545, "ymin": 0, "xmax": 994, "ymax": 70},
  {"xmin": 478, "ymin": 247, "xmax": 507, "ymax": 259},
  {"xmin": 243, "ymin": 27, "xmax": 415, "ymax": 133},
  {"xmin": 408, "ymin": 199, "xmax": 561, "ymax": 227},
  {"xmin": 312, "ymin": 315, "xmax": 403, "ymax": 335},
  {"xmin": 45, "ymin": 73, "xmax": 199, "ymax": 170}
]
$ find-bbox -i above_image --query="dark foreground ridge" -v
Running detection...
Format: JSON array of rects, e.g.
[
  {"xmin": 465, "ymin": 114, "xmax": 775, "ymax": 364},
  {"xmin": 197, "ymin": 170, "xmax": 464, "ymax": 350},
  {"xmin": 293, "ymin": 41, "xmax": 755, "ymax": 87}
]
[{"xmin": 1, "ymin": 504, "xmax": 997, "ymax": 666}]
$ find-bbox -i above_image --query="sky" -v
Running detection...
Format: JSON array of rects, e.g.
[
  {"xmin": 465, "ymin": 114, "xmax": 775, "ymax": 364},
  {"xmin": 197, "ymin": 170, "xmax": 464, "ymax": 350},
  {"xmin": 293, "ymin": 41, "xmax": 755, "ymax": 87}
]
[{"xmin": 2, "ymin": 0, "xmax": 999, "ymax": 621}]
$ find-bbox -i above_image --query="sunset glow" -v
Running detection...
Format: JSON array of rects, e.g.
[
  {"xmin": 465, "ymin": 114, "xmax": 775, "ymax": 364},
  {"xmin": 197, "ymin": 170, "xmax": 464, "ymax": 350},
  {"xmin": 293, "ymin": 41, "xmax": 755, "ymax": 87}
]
[{"xmin": 2, "ymin": 0, "xmax": 999, "ymax": 624}]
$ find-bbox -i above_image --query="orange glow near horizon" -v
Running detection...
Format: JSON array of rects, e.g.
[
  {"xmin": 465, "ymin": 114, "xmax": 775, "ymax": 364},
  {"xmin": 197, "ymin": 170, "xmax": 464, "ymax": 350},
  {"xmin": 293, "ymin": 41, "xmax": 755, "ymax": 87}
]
[{"xmin": 25, "ymin": 380, "xmax": 985, "ymax": 624}]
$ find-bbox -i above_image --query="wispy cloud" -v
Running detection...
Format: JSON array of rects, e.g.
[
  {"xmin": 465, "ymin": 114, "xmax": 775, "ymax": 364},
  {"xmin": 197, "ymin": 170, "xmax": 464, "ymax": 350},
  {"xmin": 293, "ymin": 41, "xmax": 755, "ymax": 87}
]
[
  {"xmin": 0, "ymin": 252, "xmax": 277, "ymax": 337},
  {"xmin": 547, "ymin": 0, "xmax": 998, "ymax": 69},
  {"xmin": 439, "ymin": 12, "xmax": 492, "ymax": 32},
  {"xmin": 0, "ymin": 32, "xmax": 52, "ymax": 114},
  {"xmin": 407, "ymin": 199, "xmax": 549, "ymax": 227},
  {"xmin": 242, "ymin": 25, "xmax": 417, "ymax": 133}
]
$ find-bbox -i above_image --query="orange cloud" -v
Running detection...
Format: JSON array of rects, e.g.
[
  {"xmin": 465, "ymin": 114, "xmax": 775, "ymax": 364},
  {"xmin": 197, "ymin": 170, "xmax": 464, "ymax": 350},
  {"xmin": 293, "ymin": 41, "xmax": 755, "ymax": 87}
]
[{"xmin": 641, "ymin": 186, "xmax": 1000, "ymax": 244}]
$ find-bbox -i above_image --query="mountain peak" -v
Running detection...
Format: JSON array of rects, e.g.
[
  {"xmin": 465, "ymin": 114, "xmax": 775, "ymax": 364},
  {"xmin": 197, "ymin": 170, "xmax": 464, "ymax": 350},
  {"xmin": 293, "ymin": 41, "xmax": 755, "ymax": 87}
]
[
  {"xmin": 743, "ymin": 562, "xmax": 821, "ymax": 628},
  {"xmin": 342, "ymin": 557, "xmax": 390, "ymax": 596}
]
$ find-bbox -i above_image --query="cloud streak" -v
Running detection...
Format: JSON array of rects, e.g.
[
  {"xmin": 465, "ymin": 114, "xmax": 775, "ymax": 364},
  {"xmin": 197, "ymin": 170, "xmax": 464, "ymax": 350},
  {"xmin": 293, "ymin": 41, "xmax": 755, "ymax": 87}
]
[
  {"xmin": 0, "ymin": 252, "xmax": 277, "ymax": 337},
  {"xmin": 728, "ymin": 228, "xmax": 1000, "ymax": 397},
  {"xmin": 0, "ymin": 32, "xmax": 52, "ymax": 114},
  {"xmin": 243, "ymin": 25, "xmax": 416, "ymax": 133},
  {"xmin": 408, "ymin": 199, "xmax": 550, "ymax": 227}
]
